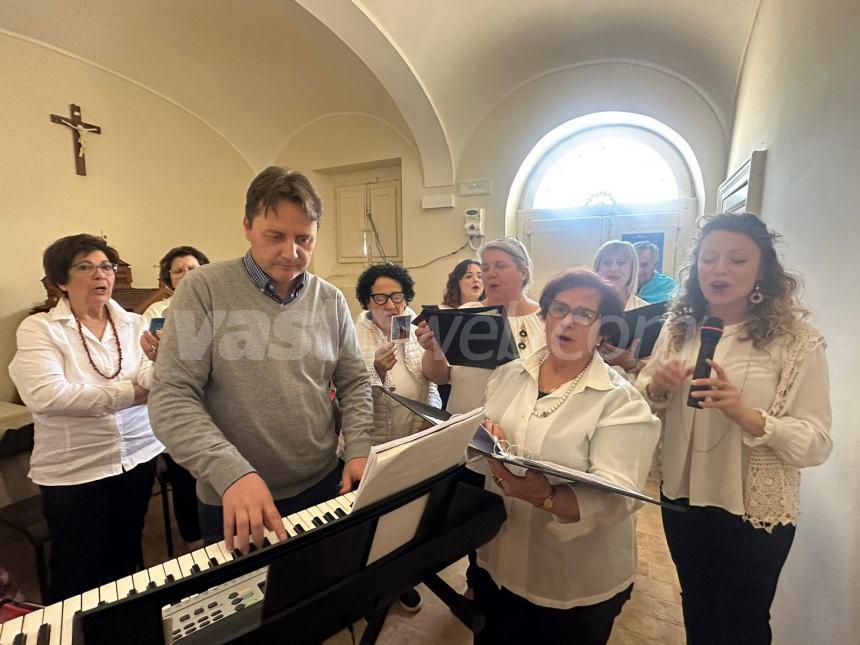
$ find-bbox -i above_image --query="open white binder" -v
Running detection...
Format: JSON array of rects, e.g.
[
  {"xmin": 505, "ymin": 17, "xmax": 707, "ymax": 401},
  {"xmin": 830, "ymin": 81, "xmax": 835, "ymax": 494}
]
[
  {"xmin": 352, "ymin": 408, "xmax": 485, "ymax": 564},
  {"xmin": 467, "ymin": 425, "xmax": 683, "ymax": 511}
]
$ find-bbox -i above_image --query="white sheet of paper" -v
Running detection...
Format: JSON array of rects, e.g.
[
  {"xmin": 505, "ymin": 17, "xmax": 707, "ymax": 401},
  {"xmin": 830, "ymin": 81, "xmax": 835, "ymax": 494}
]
[{"xmin": 352, "ymin": 408, "xmax": 484, "ymax": 511}]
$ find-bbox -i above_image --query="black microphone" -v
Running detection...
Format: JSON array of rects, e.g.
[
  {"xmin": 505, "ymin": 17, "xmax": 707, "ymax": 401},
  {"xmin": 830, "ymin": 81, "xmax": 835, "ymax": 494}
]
[{"xmin": 686, "ymin": 316, "xmax": 724, "ymax": 408}]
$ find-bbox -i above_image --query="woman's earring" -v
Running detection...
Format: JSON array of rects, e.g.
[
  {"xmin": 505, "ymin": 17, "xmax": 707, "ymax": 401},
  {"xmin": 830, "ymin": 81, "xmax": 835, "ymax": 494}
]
[{"xmin": 749, "ymin": 282, "xmax": 764, "ymax": 305}]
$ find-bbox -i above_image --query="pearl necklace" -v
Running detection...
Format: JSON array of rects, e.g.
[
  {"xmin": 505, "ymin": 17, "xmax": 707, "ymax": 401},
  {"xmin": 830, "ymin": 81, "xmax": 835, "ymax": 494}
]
[{"xmin": 532, "ymin": 352, "xmax": 592, "ymax": 418}]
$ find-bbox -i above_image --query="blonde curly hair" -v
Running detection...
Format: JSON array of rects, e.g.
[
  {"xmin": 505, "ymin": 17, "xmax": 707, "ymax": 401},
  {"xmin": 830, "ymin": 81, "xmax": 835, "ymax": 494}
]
[{"xmin": 666, "ymin": 213, "xmax": 808, "ymax": 351}]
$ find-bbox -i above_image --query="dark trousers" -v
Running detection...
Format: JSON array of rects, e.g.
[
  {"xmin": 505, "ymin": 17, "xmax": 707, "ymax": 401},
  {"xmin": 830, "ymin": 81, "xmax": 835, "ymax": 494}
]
[
  {"xmin": 162, "ymin": 454, "xmax": 202, "ymax": 543},
  {"xmin": 661, "ymin": 495, "xmax": 796, "ymax": 645},
  {"xmin": 471, "ymin": 565, "xmax": 632, "ymax": 644},
  {"xmin": 40, "ymin": 457, "xmax": 157, "ymax": 604},
  {"xmin": 198, "ymin": 464, "xmax": 343, "ymax": 546}
]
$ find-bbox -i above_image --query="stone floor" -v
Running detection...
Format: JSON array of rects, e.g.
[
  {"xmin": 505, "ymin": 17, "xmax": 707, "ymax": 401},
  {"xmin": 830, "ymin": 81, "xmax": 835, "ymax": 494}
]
[{"xmin": 1, "ymin": 480, "xmax": 685, "ymax": 643}]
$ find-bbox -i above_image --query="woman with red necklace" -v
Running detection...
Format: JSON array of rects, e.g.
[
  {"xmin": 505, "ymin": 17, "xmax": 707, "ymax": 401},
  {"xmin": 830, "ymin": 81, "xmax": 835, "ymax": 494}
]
[{"xmin": 9, "ymin": 234, "xmax": 163, "ymax": 603}]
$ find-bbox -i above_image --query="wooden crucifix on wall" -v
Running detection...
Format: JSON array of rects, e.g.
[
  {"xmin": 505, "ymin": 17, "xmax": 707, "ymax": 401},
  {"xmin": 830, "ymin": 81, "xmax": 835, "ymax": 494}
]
[{"xmin": 50, "ymin": 103, "xmax": 101, "ymax": 176}]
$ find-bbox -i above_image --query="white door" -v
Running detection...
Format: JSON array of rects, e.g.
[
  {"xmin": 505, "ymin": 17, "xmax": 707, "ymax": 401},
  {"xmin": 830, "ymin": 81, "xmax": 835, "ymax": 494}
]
[
  {"xmin": 524, "ymin": 216, "xmax": 603, "ymax": 295},
  {"xmin": 336, "ymin": 185, "xmax": 368, "ymax": 262},
  {"xmin": 518, "ymin": 199, "xmax": 694, "ymax": 293}
]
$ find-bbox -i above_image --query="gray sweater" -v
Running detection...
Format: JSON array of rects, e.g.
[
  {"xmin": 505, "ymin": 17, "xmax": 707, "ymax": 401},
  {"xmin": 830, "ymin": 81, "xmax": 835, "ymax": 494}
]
[{"xmin": 149, "ymin": 259, "xmax": 373, "ymax": 505}]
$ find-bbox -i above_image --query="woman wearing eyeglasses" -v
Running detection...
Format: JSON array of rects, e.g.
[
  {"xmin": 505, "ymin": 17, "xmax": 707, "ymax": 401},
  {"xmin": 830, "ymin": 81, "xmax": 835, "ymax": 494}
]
[
  {"xmin": 9, "ymin": 234, "xmax": 163, "ymax": 603},
  {"xmin": 418, "ymin": 237, "xmax": 545, "ymax": 414},
  {"xmin": 351, "ymin": 263, "xmax": 440, "ymax": 612},
  {"xmin": 471, "ymin": 268, "xmax": 660, "ymax": 644}
]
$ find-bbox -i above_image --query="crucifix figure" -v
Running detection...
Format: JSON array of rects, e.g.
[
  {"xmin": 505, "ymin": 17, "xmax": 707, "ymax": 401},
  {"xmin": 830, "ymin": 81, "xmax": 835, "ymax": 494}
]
[{"xmin": 50, "ymin": 104, "xmax": 102, "ymax": 176}]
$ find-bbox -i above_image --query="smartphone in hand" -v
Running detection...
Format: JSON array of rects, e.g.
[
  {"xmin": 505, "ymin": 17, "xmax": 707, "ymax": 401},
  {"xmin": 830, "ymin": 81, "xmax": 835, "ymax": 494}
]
[{"xmin": 149, "ymin": 317, "xmax": 166, "ymax": 334}]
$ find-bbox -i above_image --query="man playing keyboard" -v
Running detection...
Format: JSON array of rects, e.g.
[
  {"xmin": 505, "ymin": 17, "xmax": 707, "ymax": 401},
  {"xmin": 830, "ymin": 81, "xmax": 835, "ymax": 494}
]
[{"xmin": 149, "ymin": 166, "xmax": 373, "ymax": 554}]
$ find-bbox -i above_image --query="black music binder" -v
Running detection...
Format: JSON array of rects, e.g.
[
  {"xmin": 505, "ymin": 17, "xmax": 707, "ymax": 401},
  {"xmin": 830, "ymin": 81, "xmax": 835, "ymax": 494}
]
[
  {"xmin": 601, "ymin": 301, "xmax": 669, "ymax": 358},
  {"xmin": 424, "ymin": 306, "xmax": 519, "ymax": 369}
]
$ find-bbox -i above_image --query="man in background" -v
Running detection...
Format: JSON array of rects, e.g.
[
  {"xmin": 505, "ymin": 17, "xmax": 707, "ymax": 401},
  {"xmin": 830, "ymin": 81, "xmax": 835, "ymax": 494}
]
[{"xmin": 634, "ymin": 241, "xmax": 677, "ymax": 303}]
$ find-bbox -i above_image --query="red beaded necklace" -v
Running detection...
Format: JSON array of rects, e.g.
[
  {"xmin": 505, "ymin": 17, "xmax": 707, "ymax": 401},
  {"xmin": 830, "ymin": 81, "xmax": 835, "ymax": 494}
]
[{"xmin": 74, "ymin": 306, "xmax": 123, "ymax": 379}]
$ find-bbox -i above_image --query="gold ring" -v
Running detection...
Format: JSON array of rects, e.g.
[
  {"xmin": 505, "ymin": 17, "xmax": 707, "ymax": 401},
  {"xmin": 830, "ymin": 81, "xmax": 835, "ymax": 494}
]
[{"xmin": 493, "ymin": 476, "xmax": 503, "ymax": 487}]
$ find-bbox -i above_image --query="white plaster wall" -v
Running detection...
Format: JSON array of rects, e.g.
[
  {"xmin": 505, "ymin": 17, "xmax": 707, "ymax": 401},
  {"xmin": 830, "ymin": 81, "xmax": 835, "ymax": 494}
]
[
  {"xmin": 274, "ymin": 114, "xmax": 472, "ymax": 317},
  {"xmin": 729, "ymin": 1, "xmax": 860, "ymax": 642},
  {"xmin": 0, "ymin": 35, "xmax": 253, "ymax": 401},
  {"xmin": 457, "ymin": 61, "xmax": 727, "ymax": 255}
]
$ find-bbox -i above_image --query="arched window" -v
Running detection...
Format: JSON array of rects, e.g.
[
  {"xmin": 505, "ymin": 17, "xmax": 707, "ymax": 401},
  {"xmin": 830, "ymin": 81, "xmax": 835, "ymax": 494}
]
[
  {"xmin": 522, "ymin": 125, "xmax": 692, "ymax": 210},
  {"xmin": 511, "ymin": 115, "xmax": 702, "ymax": 293}
]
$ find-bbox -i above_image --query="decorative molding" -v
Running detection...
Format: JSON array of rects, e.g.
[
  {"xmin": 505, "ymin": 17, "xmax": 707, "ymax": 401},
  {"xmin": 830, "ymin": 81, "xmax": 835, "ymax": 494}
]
[{"xmin": 718, "ymin": 150, "xmax": 766, "ymax": 215}]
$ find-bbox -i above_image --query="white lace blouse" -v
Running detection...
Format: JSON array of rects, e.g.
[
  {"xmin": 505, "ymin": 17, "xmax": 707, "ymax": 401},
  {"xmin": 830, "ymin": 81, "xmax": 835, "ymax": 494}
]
[{"xmin": 635, "ymin": 321, "xmax": 832, "ymax": 521}]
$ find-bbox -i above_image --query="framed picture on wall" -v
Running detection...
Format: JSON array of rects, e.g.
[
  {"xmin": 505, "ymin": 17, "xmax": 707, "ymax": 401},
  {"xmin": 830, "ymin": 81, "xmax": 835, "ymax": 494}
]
[{"xmin": 718, "ymin": 150, "xmax": 767, "ymax": 215}]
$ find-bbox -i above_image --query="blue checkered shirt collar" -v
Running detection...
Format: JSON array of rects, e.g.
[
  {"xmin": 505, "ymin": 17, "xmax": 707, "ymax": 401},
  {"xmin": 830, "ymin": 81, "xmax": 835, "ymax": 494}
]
[{"xmin": 243, "ymin": 250, "xmax": 306, "ymax": 305}]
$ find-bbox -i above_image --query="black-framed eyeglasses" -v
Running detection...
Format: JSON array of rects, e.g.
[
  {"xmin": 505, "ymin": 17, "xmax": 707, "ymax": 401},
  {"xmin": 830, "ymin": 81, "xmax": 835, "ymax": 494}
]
[
  {"xmin": 70, "ymin": 261, "xmax": 118, "ymax": 276},
  {"xmin": 546, "ymin": 301, "xmax": 598, "ymax": 326},
  {"xmin": 369, "ymin": 292, "xmax": 406, "ymax": 305}
]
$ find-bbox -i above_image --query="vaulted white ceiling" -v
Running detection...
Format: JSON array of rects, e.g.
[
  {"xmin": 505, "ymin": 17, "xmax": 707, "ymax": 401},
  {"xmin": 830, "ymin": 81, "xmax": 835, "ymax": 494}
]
[{"xmin": 2, "ymin": 0, "xmax": 760, "ymax": 182}]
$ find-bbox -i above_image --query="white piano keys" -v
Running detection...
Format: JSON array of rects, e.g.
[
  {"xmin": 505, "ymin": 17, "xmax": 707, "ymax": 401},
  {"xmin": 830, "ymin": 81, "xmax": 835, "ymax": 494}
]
[
  {"xmin": 131, "ymin": 570, "xmax": 151, "ymax": 594},
  {"xmin": 319, "ymin": 501, "xmax": 340, "ymax": 521},
  {"xmin": 0, "ymin": 615, "xmax": 23, "ymax": 645},
  {"xmin": 261, "ymin": 524, "xmax": 283, "ymax": 546},
  {"xmin": 307, "ymin": 504, "xmax": 329, "ymax": 525},
  {"xmin": 204, "ymin": 543, "xmax": 227, "ymax": 565},
  {"xmin": 79, "ymin": 588, "xmax": 100, "ymax": 612},
  {"xmin": 161, "ymin": 558, "xmax": 183, "ymax": 583},
  {"xmin": 190, "ymin": 548, "xmax": 211, "ymax": 572},
  {"xmin": 38, "ymin": 490, "xmax": 361, "ymax": 645},
  {"xmin": 20, "ymin": 608, "xmax": 44, "ymax": 641},
  {"xmin": 215, "ymin": 540, "xmax": 235, "ymax": 562},
  {"xmin": 147, "ymin": 563, "xmax": 167, "ymax": 588},
  {"xmin": 285, "ymin": 512, "xmax": 304, "ymax": 534},
  {"xmin": 331, "ymin": 496, "xmax": 352, "ymax": 516},
  {"xmin": 97, "ymin": 581, "xmax": 118, "ymax": 604},
  {"xmin": 115, "ymin": 575, "xmax": 135, "ymax": 599},
  {"xmin": 325, "ymin": 499, "xmax": 343, "ymax": 520},
  {"xmin": 177, "ymin": 553, "xmax": 196, "ymax": 577},
  {"xmin": 41, "ymin": 602, "xmax": 63, "ymax": 645},
  {"xmin": 296, "ymin": 510, "xmax": 316, "ymax": 531},
  {"xmin": 59, "ymin": 595, "xmax": 81, "ymax": 645}
]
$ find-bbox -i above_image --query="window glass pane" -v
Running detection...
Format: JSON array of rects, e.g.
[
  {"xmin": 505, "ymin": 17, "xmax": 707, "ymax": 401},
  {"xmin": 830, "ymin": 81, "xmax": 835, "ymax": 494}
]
[{"xmin": 532, "ymin": 137, "xmax": 679, "ymax": 209}]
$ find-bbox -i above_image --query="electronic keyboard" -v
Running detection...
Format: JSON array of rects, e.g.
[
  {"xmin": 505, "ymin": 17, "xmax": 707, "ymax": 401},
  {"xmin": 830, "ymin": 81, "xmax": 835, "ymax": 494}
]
[{"xmin": 0, "ymin": 467, "xmax": 504, "ymax": 645}]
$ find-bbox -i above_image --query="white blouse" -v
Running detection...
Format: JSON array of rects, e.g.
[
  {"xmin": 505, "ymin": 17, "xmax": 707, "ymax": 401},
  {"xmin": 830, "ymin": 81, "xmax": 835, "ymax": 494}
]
[
  {"xmin": 446, "ymin": 302, "xmax": 546, "ymax": 414},
  {"xmin": 353, "ymin": 308, "xmax": 441, "ymax": 445},
  {"xmin": 635, "ymin": 322, "xmax": 832, "ymax": 517},
  {"xmin": 141, "ymin": 297, "xmax": 170, "ymax": 321},
  {"xmin": 8, "ymin": 298, "xmax": 163, "ymax": 486},
  {"xmin": 477, "ymin": 350, "xmax": 660, "ymax": 609}
]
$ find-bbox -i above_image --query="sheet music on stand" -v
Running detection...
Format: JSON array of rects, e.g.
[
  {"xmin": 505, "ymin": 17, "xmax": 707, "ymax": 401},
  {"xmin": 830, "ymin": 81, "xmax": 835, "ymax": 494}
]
[
  {"xmin": 353, "ymin": 407, "xmax": 483, "ymax": 510},
  {"xmin": 351, "ymin": 407, "xmax": 485, "ymax": 564},
  {"xmin": 467, "ymin": 425, "xmax": 684, "ymax": 511}
]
